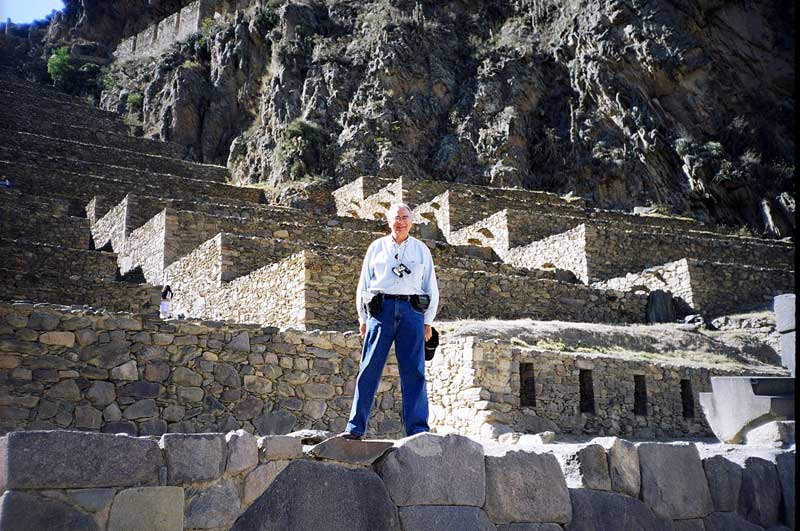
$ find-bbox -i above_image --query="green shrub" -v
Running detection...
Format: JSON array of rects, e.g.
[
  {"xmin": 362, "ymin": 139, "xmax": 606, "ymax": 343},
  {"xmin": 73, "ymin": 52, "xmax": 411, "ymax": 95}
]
[
  {"xmin": 47, "ymin": 46, "xmax": 74, "ymax": 86},
  {"xmin": 126, "ymin": 92, "xmax": 143, "ymax": 114}
]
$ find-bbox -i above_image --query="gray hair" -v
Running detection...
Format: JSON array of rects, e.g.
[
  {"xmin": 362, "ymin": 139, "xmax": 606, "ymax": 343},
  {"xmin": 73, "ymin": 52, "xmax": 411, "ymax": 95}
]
[{"xmin": 386, "ymin": 203, "xmax": 412, "ymax": 221}]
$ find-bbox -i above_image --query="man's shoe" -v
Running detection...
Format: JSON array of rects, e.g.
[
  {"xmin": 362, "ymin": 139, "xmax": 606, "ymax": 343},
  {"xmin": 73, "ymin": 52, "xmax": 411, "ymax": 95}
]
[{"xmin": 338, "ymin": 431, "xmax": 362, "ymax": 440}]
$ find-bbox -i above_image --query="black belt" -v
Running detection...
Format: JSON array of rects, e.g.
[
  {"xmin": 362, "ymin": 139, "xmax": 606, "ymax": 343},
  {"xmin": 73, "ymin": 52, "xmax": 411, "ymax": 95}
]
[{"xmin": 383, "ymin": 294, "xmax": 412, "ymax": 301}]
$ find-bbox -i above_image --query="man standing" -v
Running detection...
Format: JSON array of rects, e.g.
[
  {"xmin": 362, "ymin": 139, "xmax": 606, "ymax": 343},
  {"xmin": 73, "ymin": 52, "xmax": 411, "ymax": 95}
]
[{"xmin": 341, "ymin": 202, "xmax": 439, "ymax": 440}]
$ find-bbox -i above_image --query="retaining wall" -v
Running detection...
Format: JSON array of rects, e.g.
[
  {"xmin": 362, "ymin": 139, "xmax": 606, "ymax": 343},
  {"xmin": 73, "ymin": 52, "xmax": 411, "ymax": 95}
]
[
  {"xmin": 0, "ymin": 301, "xmax": 404, "ymax": 438},
  {"xmin": 595, "ymin": 259, "xmax": 796, "ymax": 317},
  {"xmin": 0, "ymin": 430, "xmax": 794, "ymax": 530}
]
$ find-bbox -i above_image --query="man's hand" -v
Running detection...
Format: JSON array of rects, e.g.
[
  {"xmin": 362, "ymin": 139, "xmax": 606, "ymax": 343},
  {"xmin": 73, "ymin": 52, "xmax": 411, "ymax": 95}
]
[
  {"xmin": 424, "ymin": 324, "xmax": 432, "ymax": 342},
  {"xmin": 360, "ymin": 323, "xmax": 367, "ymax": 338}
]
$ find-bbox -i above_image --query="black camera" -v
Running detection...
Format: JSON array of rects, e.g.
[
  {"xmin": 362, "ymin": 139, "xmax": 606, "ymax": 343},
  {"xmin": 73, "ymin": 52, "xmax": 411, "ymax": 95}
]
[{"xmin": 392, "ymin": 263, "xmax": 412, "ymax": 278}]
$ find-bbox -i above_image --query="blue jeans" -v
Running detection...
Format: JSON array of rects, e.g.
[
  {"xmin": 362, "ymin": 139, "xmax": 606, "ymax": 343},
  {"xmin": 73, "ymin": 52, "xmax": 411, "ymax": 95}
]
[{"xmin": 346, "ymin": 298, "xmax": 430, "ymax": 437}]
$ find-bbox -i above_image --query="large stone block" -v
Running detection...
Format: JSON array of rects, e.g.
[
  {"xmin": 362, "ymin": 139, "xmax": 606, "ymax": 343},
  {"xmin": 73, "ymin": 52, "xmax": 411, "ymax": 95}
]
[
  {"xmin": 398, "ymin": 506, "xmax": 495, "ymax": 531},
  {"xmin": 378, "ymin": 433, "xmax": 485, "ymax": 507},
  {"xmin": 185, "ymin": 479, "xmax": 240, "ymax": 529},
  {"xmin": 776, "ymin": 451, "xmax": 795, "ymax": 529},
  {"xmin": 548, "ymin": 444, "xmax": 611, "ymax": 491},
  {"xmin": 565, "ymin": 489, "xmax": 671, "ymax": 531},
  {"xmin": 484, "ymin": 447, "xmax": 572, "ymax": 524},
  {"xmin": 107, "ymin": 487, "xmax": 184, "ymax": 531},
  {"xmin": 0, "ymin": 431, "xmax": 161, "ymax": 489},
  {"xmin": 638, "ymin": 443, "xmax": 713, "ymax": 520},
  {"xmin": 779, "ymin": 331, "xmax": 795, "ymax": 376},
  {"xmin": 258, "ymin": 435, "xmax": 303, "ymax": 461},
  {"xmin": 703, "ymin": 511, "xmax": 762, "ymax": 531},
  {"xmin": 594, "ymin": 437, "xmax": 640, "ymax": 497},
  {"xmin": 703, "ymin": 455, "xmax": 742, "ymax": 512},
  {"xmin": 0, "ymin": 490, "xmax": 99, "ymax": 531},
  {"xmin": 231, "ymin": 460, "xmax": 400, "ymax": 531},
  {"xmin": 226, "ymin": 429, "xmax": 258, "ymax": 475},
  {"xmin": 774, "ymin": 294, "xmax": 796, "ymax": 333},
  {"xmin": 161, "ymin": 433, "xmax": 226, "ymax": 484},
  {"xmin": 737, "ymin": 456, "xmax": 780, "ymax": 528}
]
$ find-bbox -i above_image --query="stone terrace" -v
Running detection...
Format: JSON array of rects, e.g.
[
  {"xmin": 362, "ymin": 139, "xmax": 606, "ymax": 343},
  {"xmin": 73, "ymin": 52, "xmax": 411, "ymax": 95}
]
[{"xmin": 0, "ymin": 68, "xmax": 794, "ymax": 443}]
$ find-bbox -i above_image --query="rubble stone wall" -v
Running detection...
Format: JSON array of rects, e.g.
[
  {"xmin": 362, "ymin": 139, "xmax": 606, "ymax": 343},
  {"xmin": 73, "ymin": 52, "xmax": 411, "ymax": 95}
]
[
  {"xmin": 113, "ymin": 0, "xmax": 224, "ymax": 62},
  {"xmin": 0, "ymin": 240, "xmax": 119, "ymax": 282},
  {"xmin": 686, "ymin": 260, "xmax": 796, "ymax": 316},
  {"xmin": 583, "ymin": 224, "xmax": 794, "ymax": 282},
  {"xmin": 0, "ymin": 277, "xmax": 161, "ymax": 314},
  {"xmin": 595, "ymin": 259, "xmax": 795, "ymax": 317},
  {"xmin": 121, "ymin": 210, "xmax": 166, "ymax": 282},
  {"xmin": 0, "ymin": 430, "xmax": 794, "ymax": 531},
  {"xmin": 2, "ymin": 210, "xmax": 91, "ymax": 250},
  {"xmin": 0, "ymin": 301, "xmax": 403, "ymax": 438},
  {"xmin": 427, "ymin": 338, "xmax": 760, "ymax": 439},
  {"xmin": 505, "ymin": 224, "xmax": 588, "ymax": 281}
]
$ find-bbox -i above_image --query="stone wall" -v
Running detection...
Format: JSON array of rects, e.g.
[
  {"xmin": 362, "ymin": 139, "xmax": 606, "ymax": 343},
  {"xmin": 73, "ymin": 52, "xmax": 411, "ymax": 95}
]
[
  {"xmin": 113, "ymin": 0, "xmax": 251, "ymax": 62},
  {"xmin": 0, "ymin": 430, "xmax": 794, "ymax": 531},
  {"xmin": 582, "ymin": 224, "xmax": 793, "ymax": 281},
  {"xmin": 4, "ymin": 159, "xmax": 262, "ymax": 210},
  {"xmin": 120, "ymin": 209, "xmax": 166, "ymax": 282},
  {"xmin": 2, "ymin": 209, "xmax": 91, "ymax": 250},
  {"xmin": 426, "ymin": 337, "xmax": 767, "ymax": 439},
  {"xmin": 505, "ymin": 223, "xmax": 794, "ymax": 284},
  {"xmin": 505, "ymin": 224, "xmax": 589, "ymax": 280},
  {"xmin": 0, "ymin": 240, "xmax": 119, "ymax": 282},
  {"xmin": 596, "ymin": 259, "xmax": 796, "ymax": 317},
  {"xmin": 164, "ymin": 242, "xmax": 645, "ymax": 329},
  {"xmin": 0, "ymin": 275, "xmax": 160, "ymax": 314},
  {"xmin": 0, "ymin": 301, "xmax": 403, "ymax": 437}
]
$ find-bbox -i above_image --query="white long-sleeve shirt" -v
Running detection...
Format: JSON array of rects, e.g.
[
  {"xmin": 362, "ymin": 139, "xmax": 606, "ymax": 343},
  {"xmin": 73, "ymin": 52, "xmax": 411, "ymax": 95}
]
[{"xmin": 356, "ymin": 235, "xmax": 439, "ymax": 325}]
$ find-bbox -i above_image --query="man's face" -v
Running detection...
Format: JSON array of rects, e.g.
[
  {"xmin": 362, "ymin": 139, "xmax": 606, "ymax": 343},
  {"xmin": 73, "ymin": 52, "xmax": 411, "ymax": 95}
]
[{"xmin": 389, "ymin": 207, "xmax": 412, "ymax": 240}]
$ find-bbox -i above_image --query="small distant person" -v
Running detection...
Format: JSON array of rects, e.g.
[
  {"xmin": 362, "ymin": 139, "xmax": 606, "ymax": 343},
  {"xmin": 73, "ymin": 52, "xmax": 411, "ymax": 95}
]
[
  {"xmin": 160, "ymin": 285, "xmax": 173, "ymax": 319},
  {"xmin": 340, "ymin": 202, "xmax": 439, "ymax": 440},
  {"xmin": 0, "ymin": 178, "xmax": 11, "ymax": 188}
]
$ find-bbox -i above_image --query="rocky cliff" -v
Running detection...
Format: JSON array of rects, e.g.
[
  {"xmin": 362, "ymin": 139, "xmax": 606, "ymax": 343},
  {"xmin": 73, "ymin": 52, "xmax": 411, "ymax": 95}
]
[{"xmin": 4, "ymin": 0, "xmax": 795, "ymax": 236}]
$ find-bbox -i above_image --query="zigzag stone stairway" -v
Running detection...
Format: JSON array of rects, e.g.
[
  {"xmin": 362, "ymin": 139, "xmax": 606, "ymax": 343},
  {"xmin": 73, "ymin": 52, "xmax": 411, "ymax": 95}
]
[{"xmin": 0, "ymin": 68, "xmax": 795, "ymax": 531}]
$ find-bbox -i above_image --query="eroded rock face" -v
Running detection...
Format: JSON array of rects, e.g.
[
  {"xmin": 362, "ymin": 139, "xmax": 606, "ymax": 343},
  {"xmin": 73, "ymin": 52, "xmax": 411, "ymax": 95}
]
[{"xmin": 72, "ymin": 0, "xmax": 793, "ymax": 234}]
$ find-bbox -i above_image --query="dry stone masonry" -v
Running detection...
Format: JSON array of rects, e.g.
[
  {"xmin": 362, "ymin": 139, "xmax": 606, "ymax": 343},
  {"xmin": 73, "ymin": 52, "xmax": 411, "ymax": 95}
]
[{"xmin": 0, "ymin": 430, "xmax": 794, "ymax": 531}]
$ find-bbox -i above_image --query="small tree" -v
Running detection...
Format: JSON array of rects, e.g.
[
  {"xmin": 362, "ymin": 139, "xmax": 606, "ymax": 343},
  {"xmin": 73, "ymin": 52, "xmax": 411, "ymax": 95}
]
[{"xmin": 47, "ymin": 46, "xmax": 74, "ymax": 87}]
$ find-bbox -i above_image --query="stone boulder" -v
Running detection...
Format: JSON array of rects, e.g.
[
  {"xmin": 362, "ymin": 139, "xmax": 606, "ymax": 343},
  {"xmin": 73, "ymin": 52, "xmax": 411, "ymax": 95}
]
[
  {"xmin": 398, "ymin": 506, "xmax": 495, "ymax": 531},
  {"xmin": 378, "ymin": 433, "xmax": 485, "ymax": 507},
  {"xmin": 638, "ymin": 443, "xmax": 713, "ymax": 520},
  {"xmin": 231, "ymin": 460, "xmax": 400, "ymax": 531},
  {"xmin": 1, "ymin": 431, "xmax": 161, "ymax": 489},
  {"xmin": 484, "ymin": 447, "xmax": 571, "ymax": 524},
  {"xmin": 0, "ymin": 490, "xmax": 99, "ymax": 530},
  {"xmin": 737, "ymin": 456, "xmax": 781, "ymax": 528},
  {"xmin": 566, "ymin": 488, "xmax": 672, "ymax": 531}
]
